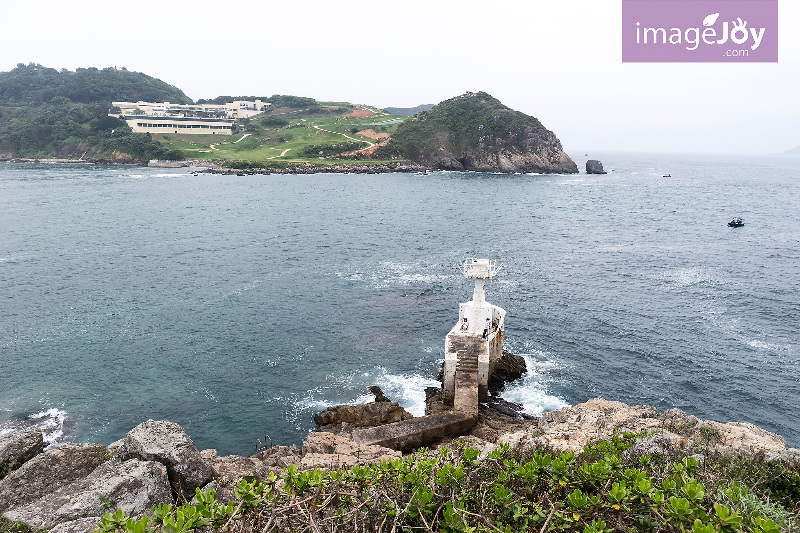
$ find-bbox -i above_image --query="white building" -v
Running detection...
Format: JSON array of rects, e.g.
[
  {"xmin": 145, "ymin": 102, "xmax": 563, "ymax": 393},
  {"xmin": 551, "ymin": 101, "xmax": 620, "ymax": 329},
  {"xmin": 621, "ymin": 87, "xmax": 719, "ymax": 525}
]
[
  {"xmin": 443, "ymin": 259, "xmax": 506, "ymax": 413},
  {"xmin": 123, "ymin": 115, "xmax": 234, "ymax": 135},
  {"xmin": 112, "ymin": 100, "xmax": 270, "ymax": 119}
]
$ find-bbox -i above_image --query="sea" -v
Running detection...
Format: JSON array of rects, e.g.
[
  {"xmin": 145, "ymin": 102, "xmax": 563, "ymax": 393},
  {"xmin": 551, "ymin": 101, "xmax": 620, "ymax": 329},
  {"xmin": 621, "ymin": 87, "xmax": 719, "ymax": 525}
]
[{"xmin": 1, "ymin": 152, "xmax": 798, "ymax": 455}]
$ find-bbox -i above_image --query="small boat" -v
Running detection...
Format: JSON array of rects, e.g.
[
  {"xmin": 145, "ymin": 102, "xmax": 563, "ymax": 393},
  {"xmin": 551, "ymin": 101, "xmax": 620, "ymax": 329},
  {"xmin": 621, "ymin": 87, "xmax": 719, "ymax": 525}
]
[
  {"xmin": 663, "ymin": 174, "xmax": 671, "ymax": 177},
  {"xmin": 728, "ymin": 217, "xmax": 744, "ymax": 227}
]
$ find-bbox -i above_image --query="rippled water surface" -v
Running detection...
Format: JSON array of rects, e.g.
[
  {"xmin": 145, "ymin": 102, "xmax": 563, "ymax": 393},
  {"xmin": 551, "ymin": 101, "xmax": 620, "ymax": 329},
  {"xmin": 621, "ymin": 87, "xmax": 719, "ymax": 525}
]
[{"xmin": 1, "ymin": 153, "xmax": 798, "ymax": 454}]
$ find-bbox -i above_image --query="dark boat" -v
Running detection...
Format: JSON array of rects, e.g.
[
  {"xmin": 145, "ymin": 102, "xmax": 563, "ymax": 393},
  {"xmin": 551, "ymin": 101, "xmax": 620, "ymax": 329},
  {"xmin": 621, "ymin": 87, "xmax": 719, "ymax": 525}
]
[
  {"xmin": 663, "ymin": 174, "xmax": 671, "ymax": 177},
  {"xmin": 728, "ymin": 217, "xmax": 744, "ymax": 227}
]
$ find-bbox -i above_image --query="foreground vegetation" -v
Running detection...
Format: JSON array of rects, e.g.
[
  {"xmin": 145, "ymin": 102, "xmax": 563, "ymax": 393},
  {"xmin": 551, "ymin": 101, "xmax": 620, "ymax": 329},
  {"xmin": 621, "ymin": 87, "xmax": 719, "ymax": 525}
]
[{"xmin": 90, "ymin": 434, "xmax": 798, "ymax": 533}]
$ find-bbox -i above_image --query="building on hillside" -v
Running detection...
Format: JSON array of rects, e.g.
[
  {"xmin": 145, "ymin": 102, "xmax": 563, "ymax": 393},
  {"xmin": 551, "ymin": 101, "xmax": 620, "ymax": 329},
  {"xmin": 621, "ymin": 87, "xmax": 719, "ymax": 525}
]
[
  {"xmin": 123, "ymin": 115, "xmax": 234, "ymax": 135},
  {"xmin": 112, "ymin": 100, "xmax": 270, "ymax": 119}
]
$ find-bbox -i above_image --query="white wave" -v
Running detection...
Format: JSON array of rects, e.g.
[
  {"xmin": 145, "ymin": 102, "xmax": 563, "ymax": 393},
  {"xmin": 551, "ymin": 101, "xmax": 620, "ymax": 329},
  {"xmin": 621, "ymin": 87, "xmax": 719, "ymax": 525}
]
[
  {"xmin": 28, "ymin": 408, "xmax": 68, "ymax": 446},
  {"xmin": 0, "ymin": 408, "xmax": 68, "ymax": 446},
  {"xmin": 336, "ymin": 260, "xmax": 456, "ymax": 289},
  {"xmin": 288, "ymin": 366, "xmax": 440, "ymax": 421},
  {"xmin": 500, "ymin": 354, "xmax": 568, "ymax": 417},
  {"xmin": 747, "ymin": 339, "xmax": 792, "ymax": 351}
]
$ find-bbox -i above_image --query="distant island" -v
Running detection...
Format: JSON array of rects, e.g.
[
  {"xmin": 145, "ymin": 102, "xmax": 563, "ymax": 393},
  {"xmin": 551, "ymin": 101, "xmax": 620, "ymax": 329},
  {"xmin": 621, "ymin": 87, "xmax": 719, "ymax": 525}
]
[
  {"xmin": 0, "ymin": 64, "xmax": 576, "ymax": 174},
  {"xmin": 784, "ymin": 145, "xmax": 800, "ymax": 155}
]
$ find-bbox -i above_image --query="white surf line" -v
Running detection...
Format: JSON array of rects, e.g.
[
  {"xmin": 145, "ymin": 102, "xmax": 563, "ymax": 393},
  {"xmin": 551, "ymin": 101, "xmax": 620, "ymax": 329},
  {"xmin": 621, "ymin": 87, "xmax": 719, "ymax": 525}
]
[
  {"xmin": 233, "ymin": 134, "xmax": 251, "ymax": 143},
  {"xmin": 312, "ymin": 125, "xmax": 374, "ymax": 149}
]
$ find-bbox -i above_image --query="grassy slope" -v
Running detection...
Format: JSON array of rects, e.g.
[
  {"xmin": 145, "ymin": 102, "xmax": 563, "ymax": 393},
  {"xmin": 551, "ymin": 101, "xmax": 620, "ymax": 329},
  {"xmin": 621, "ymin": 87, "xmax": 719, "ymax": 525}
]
[{"xmin": 156, "ymin": 104, "xmax": 408, "ymax": 165}]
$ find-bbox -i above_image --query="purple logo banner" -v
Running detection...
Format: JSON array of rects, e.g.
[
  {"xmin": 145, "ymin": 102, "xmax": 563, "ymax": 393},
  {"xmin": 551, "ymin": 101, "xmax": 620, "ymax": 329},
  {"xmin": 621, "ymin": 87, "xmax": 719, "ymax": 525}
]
[{"xmin": 622, "ymin": 0, "xmax": 778, "ymax": 62}]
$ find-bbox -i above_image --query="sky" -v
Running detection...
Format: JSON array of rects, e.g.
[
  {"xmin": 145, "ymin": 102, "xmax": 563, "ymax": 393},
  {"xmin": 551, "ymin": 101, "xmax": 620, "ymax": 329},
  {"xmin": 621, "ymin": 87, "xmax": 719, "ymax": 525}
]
[{"xmin": 1, "ymin": 0, "xmax": 798, "ymax": 154}]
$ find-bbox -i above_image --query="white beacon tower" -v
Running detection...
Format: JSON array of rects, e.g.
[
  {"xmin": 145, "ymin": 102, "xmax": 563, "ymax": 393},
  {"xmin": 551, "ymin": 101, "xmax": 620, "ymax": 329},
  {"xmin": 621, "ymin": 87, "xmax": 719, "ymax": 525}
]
[{"xmin": 443, "ymin": 259, "xmax": 506, "ymax": 412}]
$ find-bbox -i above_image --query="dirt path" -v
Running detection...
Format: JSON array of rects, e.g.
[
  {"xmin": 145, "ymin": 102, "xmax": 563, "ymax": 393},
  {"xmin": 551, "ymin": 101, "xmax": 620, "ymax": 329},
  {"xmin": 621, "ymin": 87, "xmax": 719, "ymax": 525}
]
[{"xmin": 312, "ymin": 125, "xmax": 374, "ymax": 149}]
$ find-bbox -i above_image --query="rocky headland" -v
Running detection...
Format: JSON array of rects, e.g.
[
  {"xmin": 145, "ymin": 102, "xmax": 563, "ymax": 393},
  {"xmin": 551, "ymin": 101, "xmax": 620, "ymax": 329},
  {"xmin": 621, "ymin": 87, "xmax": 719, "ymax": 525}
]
[{"xmin": 377, "ymin": 92, "xmax": 578, "ymax": 174}]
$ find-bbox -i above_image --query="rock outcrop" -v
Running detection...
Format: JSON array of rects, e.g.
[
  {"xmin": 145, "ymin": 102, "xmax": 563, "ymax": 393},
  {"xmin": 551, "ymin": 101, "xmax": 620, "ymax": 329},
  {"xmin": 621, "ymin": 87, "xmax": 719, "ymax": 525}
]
[
  {"xmin": 380, "ymin": 92, "xmax": 578, "ymax": 174},
  {"xmin": 0, "ymin": 428, "xmax": 44, "ymax": 472},
  {"xmin": 0, "ymin": 443, "xmax": 109, "ymax": 511},
  {"xmin": 586, "ymin": 159, "xmax": 607, "ymax": 174},
  {"xmin": 3, "ymin": 459, "xmax": 171, "ymax": 531},
  {"xmin": 488, "ymin": 350, "xmax": 527, "ymax": 395},
  {"xmin": 115, "ymin": 420, "xmax": 214, "ymax": 498},
  {"xmin": 498, "ymin": 398, "xmax": 795, "ymax": 459},
  {"xmin": 314, "ymin": 401, "xmax": 413, "ymax": 431}
]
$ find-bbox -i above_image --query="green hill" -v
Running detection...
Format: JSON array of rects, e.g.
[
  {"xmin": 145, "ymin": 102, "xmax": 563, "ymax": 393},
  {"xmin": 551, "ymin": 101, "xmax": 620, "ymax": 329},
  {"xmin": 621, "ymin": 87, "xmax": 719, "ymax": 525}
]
[
  {"xmin": 0, "ymin": 63, "xmax": 191, "ymax": 106},
  {"xmin": 377, "ymin": 91, "xmax": 577, "ymax": 174},
  {"xmin": 0, "ymin": 64, "xmax": 187, "ymax": 161}
]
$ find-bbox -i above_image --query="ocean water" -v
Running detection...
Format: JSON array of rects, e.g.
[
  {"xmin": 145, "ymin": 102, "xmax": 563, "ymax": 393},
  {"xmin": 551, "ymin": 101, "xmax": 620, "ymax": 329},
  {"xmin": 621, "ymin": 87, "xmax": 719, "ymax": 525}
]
[{"xmin": 1, "ymin": 153, "xmax": 798, "ymax": 455}]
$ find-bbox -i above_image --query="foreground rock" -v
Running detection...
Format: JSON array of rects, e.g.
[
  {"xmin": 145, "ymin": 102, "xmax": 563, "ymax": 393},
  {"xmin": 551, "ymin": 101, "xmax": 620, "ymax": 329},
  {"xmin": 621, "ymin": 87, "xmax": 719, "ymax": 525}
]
[
  {"xmin": 115, "ymin": 420, "xmax": 213, "ymax": 498},
  {"xmin": 0, "ymin": 428, "xmax": 43, "ymax": 472},
  {"xmin": 0, "ymin": 443, "xmax": 108, "ymax": 511},
  {"xmin": 2, "ymin": 459, "xmax": 171, "ymax": 530},
  {"xmin": 301, "ymin": 432, "xmax": 401, "ymax": 467},
  {"xmin": 586, "ymin": 159, "xmax": 607, "ymax": 174},
  {"xmin": 498, "ymin": 398, "xmax": 797, "ymax": 459}
]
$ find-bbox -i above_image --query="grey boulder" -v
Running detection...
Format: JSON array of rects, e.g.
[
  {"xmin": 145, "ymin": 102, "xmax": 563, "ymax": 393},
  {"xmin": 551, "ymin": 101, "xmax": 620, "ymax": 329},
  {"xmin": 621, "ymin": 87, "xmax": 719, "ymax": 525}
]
[
  {"xmin": 115, "ymin": 420, "xmax": 213, "ymax": 498},
  {"xmin": 0, "ymin": 429, "xmax": 44, "ymax": 471},
  {"xmin": 0, "ymin": 443, "xmax": 109, "ymax": 512},
  {"xmin": 2, "ymin": 459, "xmax": 171, "ymax": 531}
]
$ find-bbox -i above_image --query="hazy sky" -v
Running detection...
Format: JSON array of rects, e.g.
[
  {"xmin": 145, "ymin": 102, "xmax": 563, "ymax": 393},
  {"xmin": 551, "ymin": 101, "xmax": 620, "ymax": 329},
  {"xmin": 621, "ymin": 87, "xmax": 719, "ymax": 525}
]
[{"xmin": 2, "ymin": 0, "xmax": 798, "ymax": 154}]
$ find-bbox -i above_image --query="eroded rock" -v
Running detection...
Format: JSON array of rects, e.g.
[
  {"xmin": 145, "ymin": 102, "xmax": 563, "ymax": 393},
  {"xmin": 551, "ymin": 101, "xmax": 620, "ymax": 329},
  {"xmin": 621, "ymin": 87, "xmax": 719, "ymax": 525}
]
[
  {"xmin": 498, "ymin": 398, "xmax": 791, "ymax": 457},
  {"xmin": 0, "ymin": 429, "xmax": 44, "ymax": 472},
  {"xmin": 115, "ymin": 420, "xmax": 213, "ymax": 498},
  {"xmin": 0, "ymin": 443, "xmax": 109, "ymax": 512},
  {"xmin": 314, "ymin": 401, "xmax": 413, "ymax": 430},
  {"xmin": 2, "ymin": 459, "xmax": 171, "ymax": 531},
  {"xmin": 301, "ymin": 432, "xmax": 401, "ymax": 467}
]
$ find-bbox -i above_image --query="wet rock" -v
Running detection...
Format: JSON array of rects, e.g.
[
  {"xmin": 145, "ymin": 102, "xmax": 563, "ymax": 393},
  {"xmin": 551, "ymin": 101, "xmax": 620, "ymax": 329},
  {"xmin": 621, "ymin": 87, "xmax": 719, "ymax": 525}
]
[
  {"xmin": 0, "ymin": 443, "xmax": 109, "ymax": 512},
  {"xmin": 314, "ymin": 401, "xmax": 413, "ymax": 430},
  {"xmin": 488, "ymin": 350, "xmax": 527, "ymax": 394},
  {"xmin": 586, "ymin": 160, "xmax": 607, "ymax": 174},
  {"xmin": 2, "ymin": 459, "xmax": 171, "ymax": 531},
  {"xmin": 369, "ymin": 386, "xmax": 391, "ymax": 402},
  {"xmin": 0, "ymin": 429, "xmax": 44, "ymax": 472},
  {"xmin": 115, "ymin": 420, "xmax": 213, "ymax": 498}
]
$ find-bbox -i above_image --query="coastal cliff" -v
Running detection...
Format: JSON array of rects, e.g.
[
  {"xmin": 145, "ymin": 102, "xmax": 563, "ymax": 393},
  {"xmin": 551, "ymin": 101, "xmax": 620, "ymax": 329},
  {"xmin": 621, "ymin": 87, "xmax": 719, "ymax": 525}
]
[
  {"xmin": 377, "ymin": 92, "xmax": 578, "ymax": 174},
  {"xmin": 2, "ymin": 399, "xmax": 798, "ymax": 533}
]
